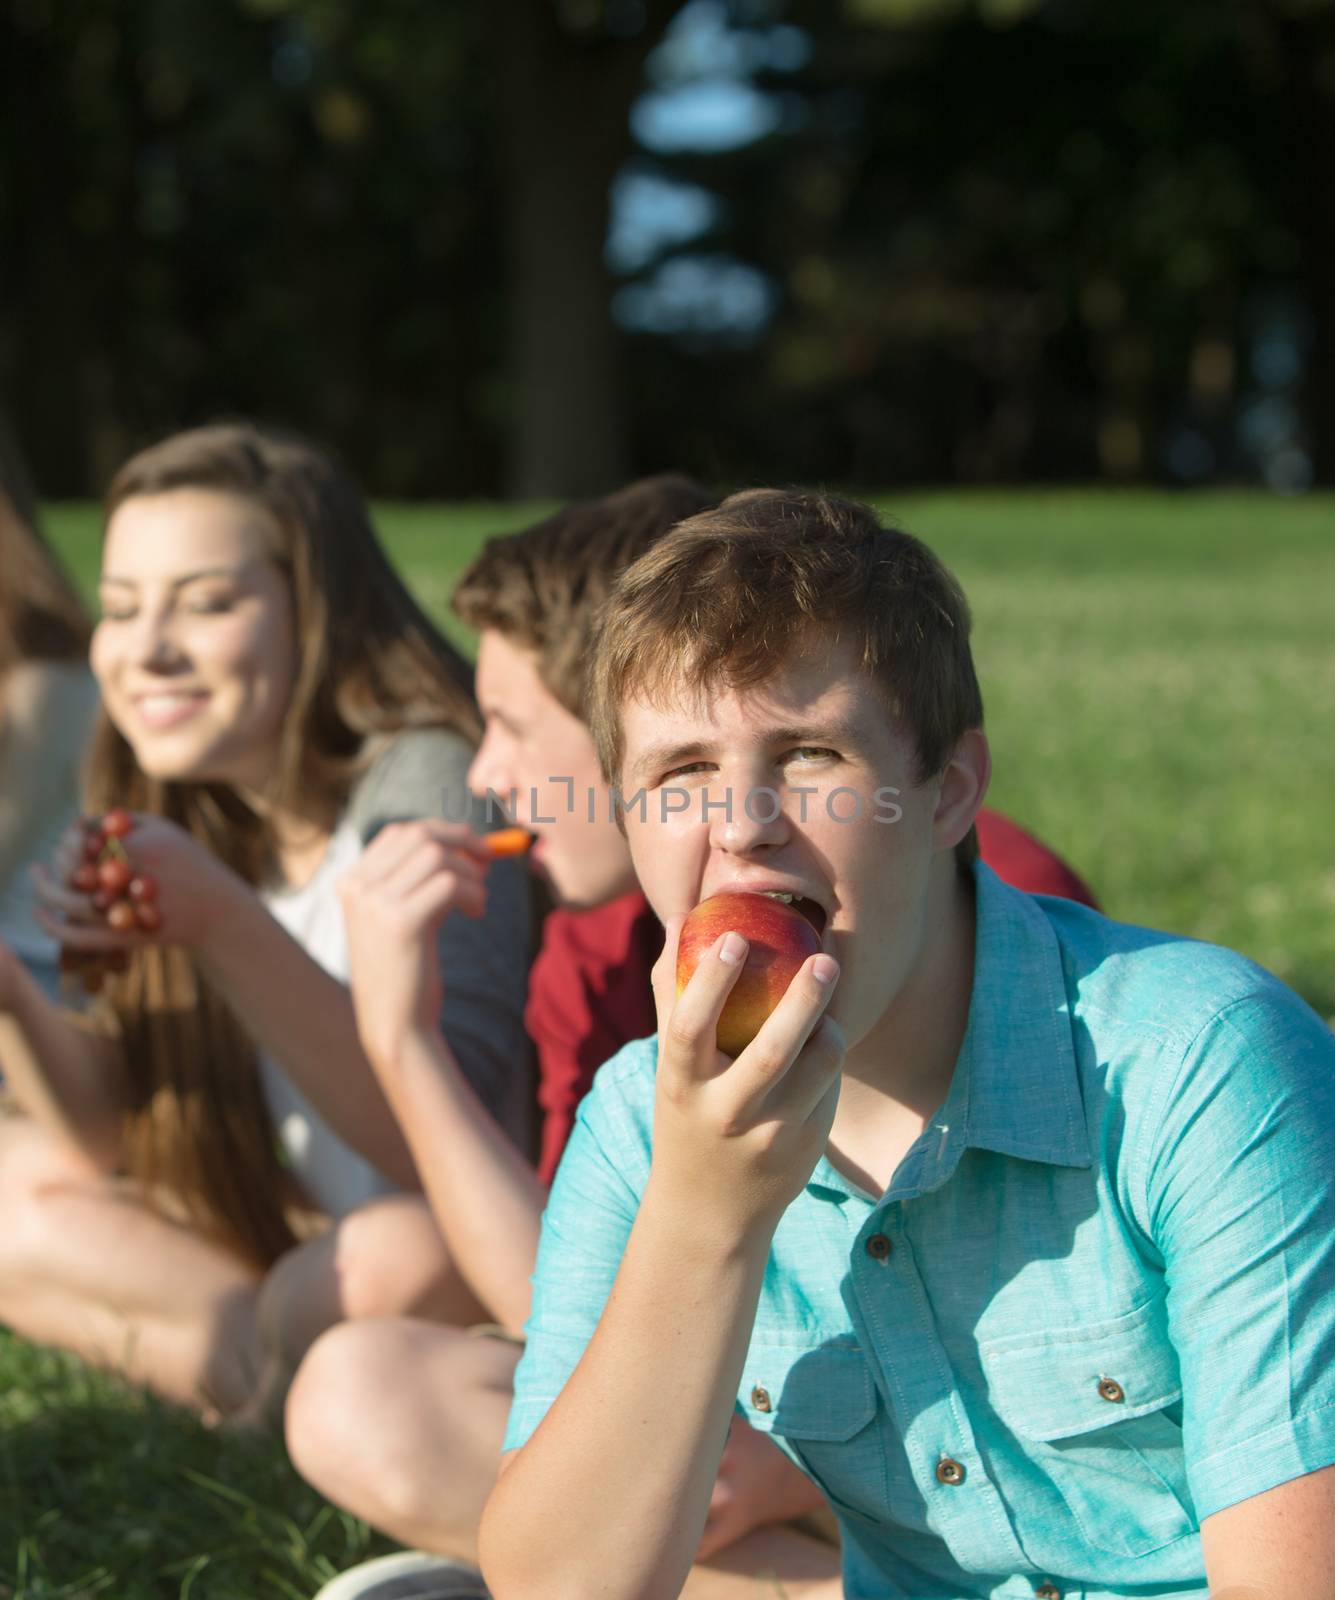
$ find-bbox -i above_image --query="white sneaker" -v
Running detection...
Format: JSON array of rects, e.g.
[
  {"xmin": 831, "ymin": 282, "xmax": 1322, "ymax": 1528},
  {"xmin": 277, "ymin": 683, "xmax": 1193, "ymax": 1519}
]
[{"xmin": 312, "ymin": 1551, "xmax": 491, "ymax": 1600}]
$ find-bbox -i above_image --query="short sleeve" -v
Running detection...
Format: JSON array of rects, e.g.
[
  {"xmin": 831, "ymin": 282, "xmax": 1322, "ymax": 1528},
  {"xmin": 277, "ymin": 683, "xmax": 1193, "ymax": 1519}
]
[
  {"xmin": 1145, "ymin": 988, "xmax": 1335, "ymax": 1519},
  {"xmin": 526, "ymin": 894, "xmax": 660, "ymax": 1184},
  {"xmin": 349, "ymin": 728, "xmax": 537, "ymax": 1156},
  {"xmin": 505, "ymin": 1045, "xmax": 654, "ymax": 1452}
]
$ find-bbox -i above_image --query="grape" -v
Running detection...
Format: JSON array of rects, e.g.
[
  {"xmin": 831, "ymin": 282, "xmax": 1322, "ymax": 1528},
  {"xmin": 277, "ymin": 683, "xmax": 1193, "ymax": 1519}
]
[
  {"xmin": 98, "ymin": 858, "xmax": 133, "ymax": 894},
  {"xmin": 102, "ymin": 808, "xmax": 134, "ymax": 840},
  {"xmin": 64, "ymin": 805, "xmax": 157, "ymax": 961}
]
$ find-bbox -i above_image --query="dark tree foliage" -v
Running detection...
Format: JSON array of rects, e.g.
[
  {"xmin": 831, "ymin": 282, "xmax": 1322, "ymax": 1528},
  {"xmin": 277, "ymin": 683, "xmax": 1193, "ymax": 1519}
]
[
  {"xmin": 623, "ymin": 0, "xmax": 1335, "ymax": 487},
  {"xmin": 1, "ymin": 0, "xmax": 1331, "ymax": 494},
  {"xmin": 1, "ymin": 0, "xmax": 680, "ymax": 496}
]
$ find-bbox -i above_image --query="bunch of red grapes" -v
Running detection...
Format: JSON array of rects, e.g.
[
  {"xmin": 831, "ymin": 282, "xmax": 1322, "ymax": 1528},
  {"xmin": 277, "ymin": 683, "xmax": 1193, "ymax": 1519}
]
[{"xmin": 59, "ymin": 808, "xmax": 161, "ymax": 994}]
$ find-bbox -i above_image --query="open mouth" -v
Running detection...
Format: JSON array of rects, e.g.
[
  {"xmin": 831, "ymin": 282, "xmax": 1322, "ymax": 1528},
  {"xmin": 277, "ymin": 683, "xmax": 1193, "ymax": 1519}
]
[{"xmin": 759, "ymin": 890, "xmax": 828, "ymax": 937}]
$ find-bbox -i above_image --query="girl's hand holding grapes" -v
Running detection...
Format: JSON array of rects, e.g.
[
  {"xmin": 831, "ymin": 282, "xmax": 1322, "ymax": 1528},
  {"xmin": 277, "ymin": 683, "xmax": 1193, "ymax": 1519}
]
[{"xmin": 33, "ymin": 809, "xmax": 244, "ymax": 989}]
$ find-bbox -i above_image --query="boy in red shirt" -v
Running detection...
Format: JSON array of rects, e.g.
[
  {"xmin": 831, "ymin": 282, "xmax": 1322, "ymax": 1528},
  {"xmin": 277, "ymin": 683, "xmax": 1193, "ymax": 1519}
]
[{"xmin": 292, "ymin": 478, "xmax": 1096, "ymax": 1600}]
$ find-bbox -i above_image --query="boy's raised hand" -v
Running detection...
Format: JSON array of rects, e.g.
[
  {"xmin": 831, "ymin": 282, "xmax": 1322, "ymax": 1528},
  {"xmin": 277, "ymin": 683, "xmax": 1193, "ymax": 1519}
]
[
  {"xmin": 337, "ymin": 819, "xmax": 492, "ymax": 1069},
  {"xmin": 648, "ymin": 913, "xmax": 845, "ymax": 1238}
]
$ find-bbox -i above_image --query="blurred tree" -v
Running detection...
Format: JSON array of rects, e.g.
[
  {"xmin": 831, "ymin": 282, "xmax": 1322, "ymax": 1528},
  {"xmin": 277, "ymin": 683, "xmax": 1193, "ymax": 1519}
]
[
  {"xmin": 0, "ymin": 0, "xmax": 683, "ymax": 497},
  {"xmin": 1, "ymin": 0, "xmax": 1332, "ymax": 491},
  {"xmin": 498, "ymin": 0, "xmax": 686, "ymax": 496},
  {"xmin": 3, "ymin": 0, "xmax": 499, "ymax": 492},
  {"xmin": 619, "ymin": 0, "xmax": 1335, "ymax": 486}
]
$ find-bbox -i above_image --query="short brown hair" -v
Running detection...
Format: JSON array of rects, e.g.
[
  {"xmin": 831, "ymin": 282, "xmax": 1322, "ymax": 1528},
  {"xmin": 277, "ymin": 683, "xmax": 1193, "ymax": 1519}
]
[
  {"xmin": 588, "ymin": 489, "xmax": 984, "ymax": 858},
  {"xmin": 452, "ymin": 474, "xmax": 717, "ymax": 717}
]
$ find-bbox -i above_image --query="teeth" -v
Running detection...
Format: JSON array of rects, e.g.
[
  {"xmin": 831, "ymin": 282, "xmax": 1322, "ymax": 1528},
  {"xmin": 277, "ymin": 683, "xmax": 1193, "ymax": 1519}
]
[{"xmin": 761, "ymin": 891, "xmax": 795, "ymax": 903}]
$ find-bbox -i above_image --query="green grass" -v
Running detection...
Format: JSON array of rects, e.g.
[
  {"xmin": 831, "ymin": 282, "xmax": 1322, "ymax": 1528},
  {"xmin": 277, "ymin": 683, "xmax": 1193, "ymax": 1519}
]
[
  {"xmin": 0, "ymin": 1334, "xmax": 397, "ymax": 1598},
  {"xmin": 15, "ymin": 490, "xmax": 1335, "ymax": 1595}
]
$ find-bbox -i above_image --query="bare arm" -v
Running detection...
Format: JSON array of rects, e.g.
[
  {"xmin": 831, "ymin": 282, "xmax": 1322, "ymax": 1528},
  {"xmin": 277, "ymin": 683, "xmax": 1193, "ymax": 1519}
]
[
  {"xmin": 193, "ymin": 876, "xmax": 419, "ymax": 1187},
  {"xmin": 479, "ymin": 919, "xmax": 844, "ymax": 1600},
  {"xmin": 1202, "ymin": 1464, "xmax": 1335, "ymax": 1595},
  {"xmin": 482, "ymin": 1180, "xmax": 772, "ymax": 1600},
  {"xmin": 0, "ymin": 941, "xmax": 128, "ymax": 1171},
  {"xmin": 363, "ymin": 1027, "xmax": 544, "ymax": 1331},
  {"xmin": 337, "ymin": 820, "xmax": 544, "ymax": 1331},
  {"xmin": 35, "ymin": 815, "xmax": 419, "ymax": 1189}
]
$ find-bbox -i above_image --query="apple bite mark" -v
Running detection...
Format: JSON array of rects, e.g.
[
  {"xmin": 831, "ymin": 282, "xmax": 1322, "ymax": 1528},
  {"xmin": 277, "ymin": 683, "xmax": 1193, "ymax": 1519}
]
[
  {"xmin": 675, "ymin": 890, "xmax": 823, "ymax": 1057},
  {"xmin": 758, "ymin": 890, "xmax": 827, "ymax": 937}
]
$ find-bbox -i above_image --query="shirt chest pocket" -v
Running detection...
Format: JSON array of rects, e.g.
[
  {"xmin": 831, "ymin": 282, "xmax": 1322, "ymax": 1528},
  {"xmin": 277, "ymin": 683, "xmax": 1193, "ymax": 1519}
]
[
  {"xmin": 980, "ymin": 1293, "xmax": 1196, "ymax": 1558},
  {"xmin": 739, "ymin": 1341, "xmax": 889, "ymax": 1526}
]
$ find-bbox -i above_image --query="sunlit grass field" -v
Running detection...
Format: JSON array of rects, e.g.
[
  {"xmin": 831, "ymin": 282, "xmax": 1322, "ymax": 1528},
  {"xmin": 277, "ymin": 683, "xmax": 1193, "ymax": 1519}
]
[{"xmin": 8, "ymin": 490, "xmax": 1333, "ymax": 1598}]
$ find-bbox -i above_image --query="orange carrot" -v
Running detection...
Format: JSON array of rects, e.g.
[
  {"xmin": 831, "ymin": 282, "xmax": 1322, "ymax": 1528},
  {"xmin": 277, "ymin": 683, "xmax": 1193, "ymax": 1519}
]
[{"xmin": 482, "ymin": 827, "xmax": 533, "ymax": 859}]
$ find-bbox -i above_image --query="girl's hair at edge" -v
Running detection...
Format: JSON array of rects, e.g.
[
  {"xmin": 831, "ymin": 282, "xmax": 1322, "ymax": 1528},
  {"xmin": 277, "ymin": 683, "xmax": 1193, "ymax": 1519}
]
[
  {"xmin": 86, "ymin": 421, "xmax": 480, "ymax": 1269},
  {"xmin": 0, "ymin": 418, "xmax": 91, "ymax": 674}
]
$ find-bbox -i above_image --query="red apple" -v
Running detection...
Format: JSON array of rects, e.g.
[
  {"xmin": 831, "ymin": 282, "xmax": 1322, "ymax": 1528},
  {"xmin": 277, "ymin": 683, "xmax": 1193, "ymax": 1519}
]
[{"xmin": 676, "ymin": 891, "xmax": 822, "ymax": 1057}]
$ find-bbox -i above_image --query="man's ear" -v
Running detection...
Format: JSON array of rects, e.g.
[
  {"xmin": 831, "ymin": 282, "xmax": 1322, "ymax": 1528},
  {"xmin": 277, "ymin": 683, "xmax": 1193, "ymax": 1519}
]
[{"xmin": 932, "ymin": 728, "xmax": 991, "ymax": 852}]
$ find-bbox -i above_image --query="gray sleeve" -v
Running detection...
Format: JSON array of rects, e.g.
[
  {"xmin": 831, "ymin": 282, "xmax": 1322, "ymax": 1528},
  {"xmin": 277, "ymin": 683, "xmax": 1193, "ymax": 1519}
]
[{"xmin": 347, "ymin": 729, "xmax": 537, "ymax": 1160}]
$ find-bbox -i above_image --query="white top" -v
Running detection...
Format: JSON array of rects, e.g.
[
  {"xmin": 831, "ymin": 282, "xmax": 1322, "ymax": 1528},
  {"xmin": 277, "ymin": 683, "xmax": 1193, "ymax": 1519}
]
[{"xmin": 259, "ymin": 820, "xmax": 401, "ymax": 1219}]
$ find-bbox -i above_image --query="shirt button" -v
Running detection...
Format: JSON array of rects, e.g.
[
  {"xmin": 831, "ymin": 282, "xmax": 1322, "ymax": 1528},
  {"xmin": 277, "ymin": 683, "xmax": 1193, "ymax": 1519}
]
[
  {"xmin": 865, "ymin": 1232, "xmax": 892, "ymax": 1261},
  {"xmin": 1035, "ymin": 1584, "xmax": 1061, "ymax": 1599},
  {"xmin": 1097, "ymin": 1377, "xmax": 1126, "ymax": 1403},
  {"xmin": 750, "ymin": 1385, "xmax": 772, "ymax": 1413},
  {"xmin": 935, "ymin": 1456, "xmax": 966, "ymax": 1486}
]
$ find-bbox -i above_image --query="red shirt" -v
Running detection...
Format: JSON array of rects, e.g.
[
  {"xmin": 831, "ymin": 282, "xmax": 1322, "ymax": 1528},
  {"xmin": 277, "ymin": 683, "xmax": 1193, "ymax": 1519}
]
[{"xmin": 525, "ymin": 808, "xmax": 1097, "ymax": 1183}]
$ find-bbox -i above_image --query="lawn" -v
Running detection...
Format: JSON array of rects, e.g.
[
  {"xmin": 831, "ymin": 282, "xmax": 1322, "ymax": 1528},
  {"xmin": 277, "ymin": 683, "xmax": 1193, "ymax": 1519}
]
[{"xmin": 8, "ymin": 489, "xmax": 1333, "ymax": 1598}]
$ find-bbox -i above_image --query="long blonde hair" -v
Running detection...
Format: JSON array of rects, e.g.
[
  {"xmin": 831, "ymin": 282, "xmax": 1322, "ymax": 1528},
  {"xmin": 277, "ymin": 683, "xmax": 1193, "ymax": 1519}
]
[{"xmin": 87, "ymin": 423, "xmax": 479, "ymax": 1267}]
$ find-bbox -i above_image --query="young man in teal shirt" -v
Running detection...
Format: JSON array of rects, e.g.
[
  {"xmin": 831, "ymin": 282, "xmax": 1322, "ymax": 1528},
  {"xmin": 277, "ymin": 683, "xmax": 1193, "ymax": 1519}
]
[{"xmin": 481, "ymin": 489, "xmax": 1335, "ymax": 1600}]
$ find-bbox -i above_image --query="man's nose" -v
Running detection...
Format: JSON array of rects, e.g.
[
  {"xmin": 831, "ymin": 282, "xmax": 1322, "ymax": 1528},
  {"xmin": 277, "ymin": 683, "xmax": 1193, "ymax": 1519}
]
[
  {"xmin": 706, "ymin": 775, "xmax": 793, "ymax": 855},
  {"xmin": 468, "ymin": 737, "xmax": 514, "ymax": 812}
]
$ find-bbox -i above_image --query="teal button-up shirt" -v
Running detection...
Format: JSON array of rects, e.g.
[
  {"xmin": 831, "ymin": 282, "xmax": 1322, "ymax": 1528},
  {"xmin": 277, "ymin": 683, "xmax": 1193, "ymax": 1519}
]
[{"xmin": 506, "ymin": 865, "xmax": 1335, "ymax": 1598}]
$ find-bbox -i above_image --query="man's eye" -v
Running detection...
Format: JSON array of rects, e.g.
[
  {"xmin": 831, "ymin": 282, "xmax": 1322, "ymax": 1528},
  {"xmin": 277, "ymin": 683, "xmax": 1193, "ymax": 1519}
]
[
  {"xmin": 662, "ymin": 762, "xmax": 712, "ymax": 782},
  {"xmin": 785, "ymin": 746, "xmax": 839, "ymax": 764},
  {"xmin": 188, "ymin": 595, "xmax": 233, "ymax": 614},
  {"xmin": 98, "ymin": 607, "xmax": 134, "ymax": 622}
]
